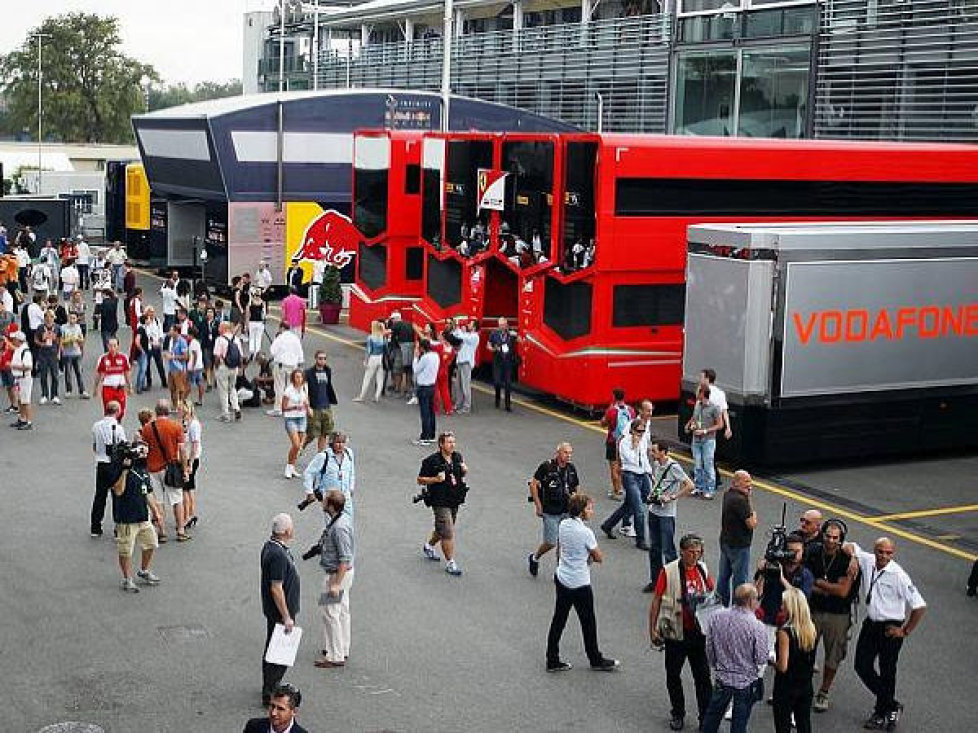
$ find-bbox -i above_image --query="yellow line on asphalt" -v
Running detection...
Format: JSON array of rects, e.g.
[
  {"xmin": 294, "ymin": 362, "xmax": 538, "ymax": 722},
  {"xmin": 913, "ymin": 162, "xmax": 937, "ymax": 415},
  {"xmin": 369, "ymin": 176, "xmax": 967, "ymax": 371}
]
[
  {"xmin": 148, "ymin": 275, "xmax": 974, "ymax": 564},
  {"xmin": 866, "ymin": 504, "xmax": 978, "ymax": 522}
]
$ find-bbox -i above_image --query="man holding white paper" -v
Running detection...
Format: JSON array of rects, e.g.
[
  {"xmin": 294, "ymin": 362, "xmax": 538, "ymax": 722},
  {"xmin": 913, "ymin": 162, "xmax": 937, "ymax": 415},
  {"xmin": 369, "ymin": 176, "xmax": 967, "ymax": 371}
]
[{"xmin": 260, "ymin": 513, "xmax": 301, "ymax": 706}]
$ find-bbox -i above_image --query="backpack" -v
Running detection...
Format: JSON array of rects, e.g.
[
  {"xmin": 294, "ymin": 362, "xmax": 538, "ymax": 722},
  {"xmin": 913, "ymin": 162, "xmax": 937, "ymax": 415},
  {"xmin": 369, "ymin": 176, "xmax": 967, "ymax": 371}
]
[
  {"xmin": 612, "ymin": 403, "xmax": 632, "ymax": 441},
  {"xmin": 223, "ymin": 336, "xmax": 241, "ymax": 368}
]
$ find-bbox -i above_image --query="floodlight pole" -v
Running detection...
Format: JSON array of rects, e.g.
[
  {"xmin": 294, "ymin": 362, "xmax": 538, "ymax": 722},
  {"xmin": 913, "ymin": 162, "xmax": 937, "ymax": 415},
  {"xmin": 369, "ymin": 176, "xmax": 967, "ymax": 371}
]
[
  {"xmin": 32, "ymin": 32, "xmax": 51, "ymax": 193},
  {"xmin": 441, "ymin": 0, "xmax": 453, "ymax": 131}
]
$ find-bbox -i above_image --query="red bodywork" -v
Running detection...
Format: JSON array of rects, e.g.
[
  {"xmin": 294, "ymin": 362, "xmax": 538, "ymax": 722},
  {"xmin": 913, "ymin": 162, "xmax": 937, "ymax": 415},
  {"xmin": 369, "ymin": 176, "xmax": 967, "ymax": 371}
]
[{"xmin": 349, "ymin": 130, "xmax": 425, "ymax": 331}]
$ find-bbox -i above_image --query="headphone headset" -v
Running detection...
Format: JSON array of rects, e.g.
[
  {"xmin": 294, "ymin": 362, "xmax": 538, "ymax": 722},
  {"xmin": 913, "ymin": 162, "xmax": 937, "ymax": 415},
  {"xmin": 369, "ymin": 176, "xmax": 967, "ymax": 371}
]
[{"xmin": 820, "ymin": 518, "xmax": 848, "ymax": 543}]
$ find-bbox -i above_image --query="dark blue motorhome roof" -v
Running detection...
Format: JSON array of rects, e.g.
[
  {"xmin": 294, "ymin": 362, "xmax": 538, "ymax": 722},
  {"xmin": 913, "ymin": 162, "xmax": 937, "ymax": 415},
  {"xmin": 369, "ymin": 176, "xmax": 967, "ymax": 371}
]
[{"xmin": 132, "ymin": 89, "xmax": 578, "ymax": 203}]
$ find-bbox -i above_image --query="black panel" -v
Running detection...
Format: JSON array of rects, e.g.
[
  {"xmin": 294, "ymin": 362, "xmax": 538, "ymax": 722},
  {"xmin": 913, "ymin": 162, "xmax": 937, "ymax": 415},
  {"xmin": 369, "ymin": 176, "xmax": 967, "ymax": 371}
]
[
  {"xmin": 358, "ymin": 243, "xmax": 388, "ymax": 291},
  {"xmin": 104, "ymin": 161, "xmax": 129, "ymax": 242},
  {"xmin": 562, "ymin": 142, "xmax": 597, "ymax": 253},
  {"xmin": 544, "ymin": 278, "xmax": 592, "ymax": 340},
  {"xmin": 426, "ymin": 255, "xmax": 462, "ymax": 308},
  {"xmin": 445, "ymin": 141, "xmax": 493, "ymax": 247},
  {"xmin": 406, "ymin": 164, "xmax": 421, "ymax": 195},
  {"xmin": 615, "ymin": 178, "xmax": 978, "ymax": 217},
  {"xmin": 406, "ymin": 247, "xmax": 424, "ymax": 280},
  {"xmin": 354, "ymin": 169, "xmax": 388, "ymax": 239},
  {"xmin": 422, "ymin": 168, "xmax": 441, "ymax": 244},
  {"xmin": 612, "ymin": 284, "xmax": 686, "ymax": 327}
]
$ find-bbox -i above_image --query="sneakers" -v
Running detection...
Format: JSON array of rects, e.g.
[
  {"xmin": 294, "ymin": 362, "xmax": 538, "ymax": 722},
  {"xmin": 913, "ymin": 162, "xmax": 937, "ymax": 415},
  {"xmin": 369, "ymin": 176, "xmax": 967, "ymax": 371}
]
[
  {"xmin": 51, "ymin": 396, "xmax": 61, "ymax": 405},
  {"xmin": 90, "ymin": 528, "xmax": 103, "ymax": 538},
  {"xmin": 886, "ymin": 703, "xmax": 904, "ymax": 730},
  {"xmin": 234, "ymin": 410, "xmax": 242, "ymax": 421},
  {"xmin": 600, "ymin": 524, "xmax": 617, "ymax": 540},
  {"xmin": 80, "ymin": 391, "xmax": 91, "ymax": 399},
  {"xmin": 621, "ymin": 525, "xmax": 637, "ymax": 538},
  {"xmin": 4, "ymin": 406, "xmax": 17, "ymax": 414},
  {"xmin": 669, "ymin": 713, "xmax": 685, "ymax": 731},
  {"xmin": 445, "ymin": 560, "xmax": 462, "ymax": 576},
  {"xmin": 284, "ymin": 464, "xmax": 295, "ymax": 479},
  {"xmin": 351, "ymin": 396, "xmax": 364, "ymax": 402},
  {"xmin": 136, "ymin": 569, "xmax": 161, "ymax": 585},
  {"xmin": 546, "ymin": 661, "xmax": 572, "ymax": 673},
  {"xmin": 16, "ymin": 421, "xmax": 33, "ymax": 430},
  {"xmin": 120, "ymin": 578, "xmax": 140, "ymax": 593},
  {"xmin": 590, "ymin": 657, "xmax": 620, "ymax": 672},
  {"xmin": 527, "ymin": 552, "xmax": 539, "ymax": 577},
  {"xmin": 422, "ymin": 544, "xmax": 439, "ymax": 561},
  {"xmin": 39, "ymin": 396, "xmax": 48, "ymax": 405},
  {"xmin": 606, "ymin": 490, "xmax": 623, "ymax": 501},
  {"xmin": 863, "ymin": 715, "xmax": 888, "ymax": 730},
  {"xmin": 813, "ymin": 690, "xmax": 830, "ymax": 713},
  {"xmin": 642, "ymin": 582, "xmax": 657, "ymax": 593},
  {"xmin": 406, "ymin": 396, "xmax": 418, "ymax": 405}
]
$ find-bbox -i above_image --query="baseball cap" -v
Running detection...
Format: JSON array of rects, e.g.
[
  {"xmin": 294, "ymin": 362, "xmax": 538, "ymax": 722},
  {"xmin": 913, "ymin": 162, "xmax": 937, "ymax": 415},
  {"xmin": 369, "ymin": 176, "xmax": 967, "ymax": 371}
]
[{"xmin": 390, "ymin": 311, "xmax": 401, "ymax": 320}]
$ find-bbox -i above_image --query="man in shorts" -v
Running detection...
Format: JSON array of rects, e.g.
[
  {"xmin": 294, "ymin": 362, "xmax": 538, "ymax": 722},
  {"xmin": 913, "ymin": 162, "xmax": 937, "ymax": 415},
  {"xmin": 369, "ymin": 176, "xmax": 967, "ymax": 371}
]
[
  {"xmin": 140, "ymin": 399, "xmax": 190, "ymax": 542},
  {"xmin": 303, "ymin": 350, "xmax": 338, "ymax": 453},
  {"xmin": 527, "ymin": 442, "xmax": 579, "ymax": 577},
  {"xmin": 418, "ymin": 432, "xmax": 469, "ymax": 577},
  {"xmin": 110, "ymin": 439, "xmax": 161, "ymax": 592}
]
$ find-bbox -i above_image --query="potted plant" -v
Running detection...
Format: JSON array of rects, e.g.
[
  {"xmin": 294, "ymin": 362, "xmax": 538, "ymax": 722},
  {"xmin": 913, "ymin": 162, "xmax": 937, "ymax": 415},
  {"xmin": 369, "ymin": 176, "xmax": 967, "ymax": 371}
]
[{"xmin": 318, "ymin": 265, "xmax": 343, "ymax": 324}]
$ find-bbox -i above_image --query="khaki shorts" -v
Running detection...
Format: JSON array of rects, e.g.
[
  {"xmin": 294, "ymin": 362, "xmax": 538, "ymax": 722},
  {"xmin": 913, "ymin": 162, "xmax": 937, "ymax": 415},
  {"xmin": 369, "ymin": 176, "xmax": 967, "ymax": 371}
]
[
  {"xmin": 307, "ymin": 408, "xmax": 334, "ymax": 440},
  {"xmin": 150, "ymin": 470, "xmax": 184, "ymax": 507},
  {"xmin": 813, "ymin": 610, "xmax": 852, "ymax": 670},
  {"xmin": 432, "ymin": 505, "xmax": 459, "ymax": 541},
  {"xmin": 116, "ymin": 521, "xmax": 158, "ymax": 558}
]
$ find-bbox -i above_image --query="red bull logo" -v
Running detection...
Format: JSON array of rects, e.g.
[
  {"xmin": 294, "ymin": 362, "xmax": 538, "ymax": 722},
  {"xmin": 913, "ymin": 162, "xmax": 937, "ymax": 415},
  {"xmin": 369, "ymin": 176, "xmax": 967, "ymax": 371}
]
[{"xmin": 295, "ymin": 210, "xmax": 361, "ymax": 269}]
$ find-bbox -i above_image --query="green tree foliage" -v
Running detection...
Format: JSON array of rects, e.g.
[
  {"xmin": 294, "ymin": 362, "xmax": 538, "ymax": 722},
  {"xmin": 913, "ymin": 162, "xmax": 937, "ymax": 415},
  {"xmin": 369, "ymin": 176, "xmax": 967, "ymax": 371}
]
[
  {"xmin": 148, "ymin": 80, "xmax": 243, "ymax": 112},
  {"xmin": 0, "ymin": 13, "xmax": 158, "ymax": 143}
]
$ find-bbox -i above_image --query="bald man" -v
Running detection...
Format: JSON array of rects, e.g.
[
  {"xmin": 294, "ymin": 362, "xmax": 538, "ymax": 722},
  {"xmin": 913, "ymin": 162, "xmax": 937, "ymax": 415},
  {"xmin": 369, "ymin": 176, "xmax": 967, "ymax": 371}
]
[
  {"xmin": 717, "ymin": 471, "xmax": 758, "ymax": 606},
  {"xmin": 846, "ymin": 537, "xmax": 926, "ymax": 730},
  {"xmin": 798, "ymin": 509, "xmax": 824, "ymax": 556},
  {"xmin": 527, "ymin": 442, "xmax": 580, "ymax": 577},
  {"xmin": 260, "ymin": 513, "xmax": 301, "ymax": 706}
]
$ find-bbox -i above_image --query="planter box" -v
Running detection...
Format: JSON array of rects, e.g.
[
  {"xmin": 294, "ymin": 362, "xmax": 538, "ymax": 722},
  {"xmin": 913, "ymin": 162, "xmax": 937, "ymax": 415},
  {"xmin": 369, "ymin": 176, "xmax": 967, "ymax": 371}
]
[{"xmin": 319, "ymin": 302, "xmax": 341, "ymax": 325}]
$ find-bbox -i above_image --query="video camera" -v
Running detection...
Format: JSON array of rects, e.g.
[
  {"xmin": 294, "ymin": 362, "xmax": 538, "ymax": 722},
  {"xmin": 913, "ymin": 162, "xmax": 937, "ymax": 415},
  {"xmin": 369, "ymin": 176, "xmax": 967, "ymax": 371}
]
[
  {"xmin": 412, "ymin": 486, "xmax": 430, "ymax": 505},
  {"xmin": 762, "ymin": 503, "xmax": 795, "ymax": 579},
  {"xmin": 110, "ymin": 440, "xmax": 147, "ymax": 465}
]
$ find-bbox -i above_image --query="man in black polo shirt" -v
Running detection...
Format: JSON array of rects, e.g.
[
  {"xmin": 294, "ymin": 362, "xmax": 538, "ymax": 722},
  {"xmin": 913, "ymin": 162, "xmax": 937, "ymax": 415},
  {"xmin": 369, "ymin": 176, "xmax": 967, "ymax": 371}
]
[
  {"xmin": 418, "ymin": 432, "xmax": 468, "ymax": 576},
  {"xmin": 527, "ymin": 441, "xmax": 580, "ymax": 577},
  {"xmin": 110, "ymin": 439, "xmax": 161, "ymax": 593},
  {"xmin": 805, "ymin": 519, "xmax": 859, "ymax": 713},
  {"xmin": 716, "ymin": 470, "xmax": 758, "ymax": 606},
  {"xmin": 260, "ymin": 513, "xmax": 301, "ymax": 706},
  {"xmin": 388, "ymin": 312, "xmax": 415, "ymax": 397},
  {"xmin": 303, "ymin": 350, "xmax": 338, "ymax": 453}
]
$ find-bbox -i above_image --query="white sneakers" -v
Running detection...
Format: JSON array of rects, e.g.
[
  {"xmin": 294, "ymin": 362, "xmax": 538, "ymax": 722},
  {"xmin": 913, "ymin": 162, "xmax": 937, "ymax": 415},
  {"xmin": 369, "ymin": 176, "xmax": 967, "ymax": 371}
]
[{"xmin": 284, "ymin": 464, "xmax": 296, "ymax": 479}]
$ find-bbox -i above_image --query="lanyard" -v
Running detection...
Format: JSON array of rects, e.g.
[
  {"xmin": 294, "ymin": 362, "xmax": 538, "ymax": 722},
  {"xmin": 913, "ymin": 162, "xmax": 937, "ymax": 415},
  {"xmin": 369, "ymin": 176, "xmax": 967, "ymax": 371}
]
[{"xmin": 866, "ymin": 566, "xmax": 886, "ymax": 605}]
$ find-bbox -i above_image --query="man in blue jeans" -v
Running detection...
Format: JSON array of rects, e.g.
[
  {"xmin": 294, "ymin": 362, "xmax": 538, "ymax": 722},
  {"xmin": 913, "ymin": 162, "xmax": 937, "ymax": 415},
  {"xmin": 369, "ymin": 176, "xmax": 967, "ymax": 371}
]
[
  {"xmin": 643, "ymin": 440, "xmax": 695, "ymax": 593},
  {"xmin": 685, "ymin": 385, "xmax": 723, "ymax": 498},
  {"xmin": 701, "ymin": 583, "xmax": 769, "ymax": 733},
  {"xmin": 411, "ymin": 339, "xmax": 439, "ymax": 446},
  {"xmin": 716, "ymin": 470, "xmax": 758, "ymax": 606}
]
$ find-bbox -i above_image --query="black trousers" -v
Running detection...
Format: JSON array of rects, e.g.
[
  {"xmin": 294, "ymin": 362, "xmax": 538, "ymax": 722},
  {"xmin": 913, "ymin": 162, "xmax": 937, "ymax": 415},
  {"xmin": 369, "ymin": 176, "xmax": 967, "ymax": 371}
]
[
  {"xmin": 262, "ymin": 616, "xmax": 289, "ymax": 702},
  {"xmin": 146, "ymin": 347, "xmax": 166, "ymax": 387},
  {"xmin": 78, "ymin": 263, "xmax": 90, "ymax": 290},
  {"xmin": 773, "ymin": 684, "xmax": 813, "ymax": 733},
  {"xmin": 968, "ymin": 558, "xmax": 978, "ymax": 593},
  {"xmin": 664, "ymin": 633, "xmax": 713, "ymax": 721},
  {"xmin": 91, "ymin": 462, "xmax": 116, "ymax": 533},
  {"xmin": 492, "ymin": 358, "xmax": 512, "ymax": 409},
  {"xmin": 546, "ymin": 576, "xmax": 602, "ymax": 666},
  {"xmin": 854, "ymin": 619, "xmax": 904, "ymax": 717},
  {"xmin": 417, "ymin": 384, "xmax": 436, "ymax": 440}
]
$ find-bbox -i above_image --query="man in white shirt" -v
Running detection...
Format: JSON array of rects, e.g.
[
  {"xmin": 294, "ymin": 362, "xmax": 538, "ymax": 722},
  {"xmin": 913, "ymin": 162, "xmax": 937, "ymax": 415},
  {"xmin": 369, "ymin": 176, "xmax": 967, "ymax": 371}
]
[
  {"xmin": 106, "ymin": 241, "xmax": 128, "ymax": 292},
  {"xmin": 60, "ymin": 261, "xmax": 80, "ymax": 298},
  {"xmin": 452, "ymin": 319, "xmax": 480, "ymax": 414},
  {"xmin": 75, "ymin": 235, "xmax": 91, "ymax": 290},
  {"xmin": 160, "ymin": 273, "xmax": 180, "ymax": 332},
  {"xmin": 411, "ymin": 339, "xmax": 439, "ymax": 445},
  {"xmin": 31, "ymin": 260, "xmax": 52, "ymax": 296},
  {"xmin": 91, "ymin": 401, "xmax": 126, "ymax": 537},
  {"xmin": 27, "ymin": 294, "xmax": 46, "ymax": 332},
  {"xmin": 846, "ymin": 537, "xmax": 926, "ymax": 730},
  {"xmin": 268, "ymin": 321, "xmax": 304, "ymax": 416},
  {"xmin": 9, "ymin": 331, "xmax": 34, "ymax": 429},
  {"xmin": 0, "ymin": 284, "xmax": 13, "ymax": 313},
  {"xmin": 254, "ymin": 260, "xmax": 273, "ymax": 292}
]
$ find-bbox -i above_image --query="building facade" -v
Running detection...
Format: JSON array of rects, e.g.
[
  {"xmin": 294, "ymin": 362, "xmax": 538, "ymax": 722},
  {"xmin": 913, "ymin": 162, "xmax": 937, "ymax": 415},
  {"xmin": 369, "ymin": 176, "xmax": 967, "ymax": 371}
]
[{"xmin": 251, "ymin": 0, "xmax": 978, "ymax": 141}]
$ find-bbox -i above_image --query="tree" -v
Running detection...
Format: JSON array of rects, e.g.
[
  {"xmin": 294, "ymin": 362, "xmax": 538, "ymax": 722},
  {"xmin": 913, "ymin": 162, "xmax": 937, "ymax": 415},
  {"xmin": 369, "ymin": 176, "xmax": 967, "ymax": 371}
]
[
  {"xmin": 0, "ymin": 13, "xmax": 158, "ymax": 143},
  {"xmin": 148, "ymin": 80, "xmax": 243, "ymax": 112}
]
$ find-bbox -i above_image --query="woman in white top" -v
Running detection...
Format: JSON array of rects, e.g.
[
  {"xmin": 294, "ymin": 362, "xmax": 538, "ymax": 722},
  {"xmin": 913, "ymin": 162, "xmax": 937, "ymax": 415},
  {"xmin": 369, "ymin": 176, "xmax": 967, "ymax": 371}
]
[
  {"xmin": 281, "ymin": 368, "xmax": 310, "ymax": 478},
  {"xmin": 180, "ymin": 400, "xmax": 203, "ymax": 530},
  {"xmin": 143, "ymin": 306, "xmax": 167, "ymax": 389},
  {"xmin": 546, "ymin": 492, "xmax": 619, "ymax": 673},
  {"xmin": 353, "ymin": 320, "xmax": 388, "ymax": 403},
  {"xmin": 598, "ymin": 417, "xmax": 652, "ymax": 549},
  {"xmin": 246, "ymin": 288, "xmax": 266, "ymax": 357}
]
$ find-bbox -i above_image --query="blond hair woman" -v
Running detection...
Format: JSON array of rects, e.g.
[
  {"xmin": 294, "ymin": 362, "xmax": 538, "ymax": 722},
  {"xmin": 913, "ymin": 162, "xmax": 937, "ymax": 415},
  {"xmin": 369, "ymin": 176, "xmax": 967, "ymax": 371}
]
[
  {"xmin": 773, "ymin": 587, "xmax": 817, "ymax": 733},
  {"xmin": 352, "ymin": 319, "xmax": 388, "ymax": 403}
]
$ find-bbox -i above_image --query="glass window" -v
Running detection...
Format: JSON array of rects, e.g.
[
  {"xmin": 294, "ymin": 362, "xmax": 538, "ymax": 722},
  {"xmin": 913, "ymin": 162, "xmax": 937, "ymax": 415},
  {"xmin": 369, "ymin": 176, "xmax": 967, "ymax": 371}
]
[
  {"xmin": 544, "ymin": 279, "xmax": 592, "ymax": 341},
  {"xmin": 612, "ymin": 284, "xmax": 686, "ymax": 328},
  {"xmin": 783, "ymin": 5, "xmax": 817, "ymax": 34},
  {"xmin": 738, "ymin": 45, "xmax": 809, "ymax": 138},
  {"xmin": 674, "ymin": 51, "xmax": 738, "ymax": 136},
  {"xmin": 680, "ymin": 0, "xmax": 743, "ymax": 14}
]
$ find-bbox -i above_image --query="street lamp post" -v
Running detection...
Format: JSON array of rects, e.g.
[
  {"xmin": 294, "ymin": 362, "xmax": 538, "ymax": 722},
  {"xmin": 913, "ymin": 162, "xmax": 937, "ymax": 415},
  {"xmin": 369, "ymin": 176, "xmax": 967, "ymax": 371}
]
[
  {"xmin": 31, "ymin": 32, "xmax": 51, "ymax": 193},
  {"xmin": 279, "ymin": 0, "xmax": 286, "ymax": 92}
]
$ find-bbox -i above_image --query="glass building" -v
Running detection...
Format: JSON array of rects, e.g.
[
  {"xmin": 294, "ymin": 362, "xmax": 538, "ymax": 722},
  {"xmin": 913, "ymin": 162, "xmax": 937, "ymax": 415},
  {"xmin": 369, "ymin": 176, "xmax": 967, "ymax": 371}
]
[{"xmin": 250, "ymin": 0, "xmax": 978, "ymax": 141}]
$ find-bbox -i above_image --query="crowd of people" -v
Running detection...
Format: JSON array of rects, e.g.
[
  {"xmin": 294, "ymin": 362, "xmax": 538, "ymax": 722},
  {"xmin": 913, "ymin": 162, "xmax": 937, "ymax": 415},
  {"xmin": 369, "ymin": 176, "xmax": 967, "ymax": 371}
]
[{"xmin": 0, "ymin": 238, "xmax": 939, "ymax": 733}]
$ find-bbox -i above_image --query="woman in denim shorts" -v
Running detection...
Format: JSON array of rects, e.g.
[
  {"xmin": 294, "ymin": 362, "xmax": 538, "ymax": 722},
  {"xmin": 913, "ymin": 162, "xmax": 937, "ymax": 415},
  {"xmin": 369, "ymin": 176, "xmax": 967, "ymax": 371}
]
[{"xmin": 281, "ymin": 368, "xmax": 309, "ymax": 479}]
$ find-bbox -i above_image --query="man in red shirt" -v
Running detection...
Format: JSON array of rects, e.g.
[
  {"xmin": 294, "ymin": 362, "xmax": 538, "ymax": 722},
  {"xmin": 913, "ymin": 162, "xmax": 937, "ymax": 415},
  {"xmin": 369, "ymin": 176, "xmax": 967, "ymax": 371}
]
[
  {"xmin": 94, "ymin": 337, "xmax": 132, "ymax": 418},
  {"xmin": 649, "ymin": 534, "xmax": 716, "ymax": 731},
  {"xmin": 599, "ymin": 387, "xmax": 635, "ymax": 504}
]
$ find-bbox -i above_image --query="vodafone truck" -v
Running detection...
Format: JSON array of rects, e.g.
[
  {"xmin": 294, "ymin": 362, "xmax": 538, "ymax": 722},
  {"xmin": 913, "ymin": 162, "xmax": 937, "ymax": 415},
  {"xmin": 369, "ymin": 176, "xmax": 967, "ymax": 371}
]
[{"xmin": 679, "ymin": 221, "xmax": 978, "ymax": 466}]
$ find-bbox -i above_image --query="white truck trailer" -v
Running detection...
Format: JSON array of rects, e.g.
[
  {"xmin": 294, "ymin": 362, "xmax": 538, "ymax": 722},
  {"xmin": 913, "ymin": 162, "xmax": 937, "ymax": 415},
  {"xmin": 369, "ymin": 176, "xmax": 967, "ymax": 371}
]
[{"xmin": 679, "ymin": 221, "xmax": 978, "ymax": 466}]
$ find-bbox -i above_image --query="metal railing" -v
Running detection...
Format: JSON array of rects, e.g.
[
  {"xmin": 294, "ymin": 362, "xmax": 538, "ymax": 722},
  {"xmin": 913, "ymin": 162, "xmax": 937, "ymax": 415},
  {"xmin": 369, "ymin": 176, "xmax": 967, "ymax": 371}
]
[
  {"xmin": 313, "ymin": 13, "xmax": 672, "ymax": 132},
  {"xmin": 815, "ymin": 0, "xmax": 978, "ymax": 141}
]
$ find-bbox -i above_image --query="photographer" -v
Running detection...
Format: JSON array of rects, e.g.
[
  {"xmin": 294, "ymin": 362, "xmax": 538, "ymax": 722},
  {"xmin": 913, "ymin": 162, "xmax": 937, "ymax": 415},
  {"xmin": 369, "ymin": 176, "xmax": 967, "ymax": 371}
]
[
  {"xmin": 299, "ymin": 431, "xmax": 355, "ymax": 518},
  {"xmin": 109, "ymin": 438, "xmax": 161, "ymax": 593},
  {"xmin": 754, "ymin": 532, "xmax": 814, "ymax": 627},
  {"xmin": 526, "ymin": 442, "xmax": 580, "ymax": 577},
  {"xmin": 648, "ymin": 534, "xmax": 715, "ymax": 732},
  {"xmin": 418, "ymin": 431, "xmax": 468, "ymax": 576}
]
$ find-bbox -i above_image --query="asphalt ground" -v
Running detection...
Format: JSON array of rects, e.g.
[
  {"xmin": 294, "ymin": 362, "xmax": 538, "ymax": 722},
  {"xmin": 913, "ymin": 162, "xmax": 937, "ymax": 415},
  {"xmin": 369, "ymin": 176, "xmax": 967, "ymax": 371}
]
[{"xmin": 2, "ymin": 273, "xmax": 975, "ymax": 732}]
